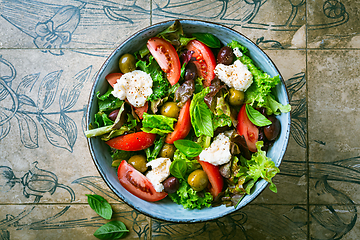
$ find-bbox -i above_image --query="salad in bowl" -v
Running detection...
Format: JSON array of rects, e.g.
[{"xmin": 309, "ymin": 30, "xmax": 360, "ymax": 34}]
[{"xmin": 86, "ymin": 20, "xmax": 291, "ymax": 222}]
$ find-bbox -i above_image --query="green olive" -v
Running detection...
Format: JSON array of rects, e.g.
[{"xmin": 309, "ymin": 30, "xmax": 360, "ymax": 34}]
[
  {"xmin": 159, "ymin": 143, "xmax": 176, "ymax": 159},
  {"xmin": 228, "ymin": 88, "xmax": 245, "ymax": 106},
  {"xmin": 187, "ymin": 170, "xmax": 209, "ymax": 192},
  {"xmin": 128, "ymin": 155, "xmax": 147, "ymax": 173},
  {"xmin": 160, "ymin": 102, "xmax": 180, "ymax": 119},
  {"xmin": 119, "ymin": 53, "xmax": 136, "ymax": 73}
]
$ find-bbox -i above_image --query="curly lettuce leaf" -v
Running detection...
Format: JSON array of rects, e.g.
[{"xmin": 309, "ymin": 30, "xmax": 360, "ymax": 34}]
[
  {"xmin": 168, "ymin": 179, "xmax": 213, "ymax": 210},
  {"xmin": 96, "ymin": 86, "xmax": 124, "ymax": 112},
  {"xmin": 236, "ymin": 141, "xmax": 280, "ymax": 194},
  {"xmin": 136, "ymin": 56, "xmax": 170, "ymax": 101},
  {"xmin": 227, "ymin": 41, "xmax": 290, "ymax": 115}
]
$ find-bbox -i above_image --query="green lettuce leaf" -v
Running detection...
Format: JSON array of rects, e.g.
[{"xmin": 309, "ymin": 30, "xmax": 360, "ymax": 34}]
[
  {"xmin": 96, "ymin": 86, "xmax": 123, "ymax": 112},
  {"xmin": 227, "ymin": 41, "xmax": 290, "ymax": 114},
  {"xmin": 136, "ymin": 56, "xmax": 170, "ymax": 101},
  {"xmin": 236, "ymin": 141, "xmax": 280, "ymax": 194},
  {"xmin": 173, "ymin": 149, "xmax": 201, "ymax": 175},
  {"xmin": 141, "ymin": 112, "xmax": 177, "ymax": 136},
  {"xmin": 168, "ymin": 179, "xmax": 213, "ymax": 210}
]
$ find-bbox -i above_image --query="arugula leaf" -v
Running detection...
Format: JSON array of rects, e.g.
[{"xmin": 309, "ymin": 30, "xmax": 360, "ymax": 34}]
[
  {"xmin": 86, "ymin": 194, "xmax": 113, "ymax": 220},
  {"xmin": 190, "ymin": 88, "xmax": 214, "ymax": 137},
  {"xmin": 245, "ymin": 104, "xmax": 272, "ymax": 127},
  {"xmin": 174, "ymin": 140, "xmax": 203, "ymax": 158},
  {"xmin": 168, "ymin": 179, "xmax": 213, "ymax": 209},
  {"xmin": 141, "ymin": 113, "xmax": 177, "ymax": 135},
  {"xmin": 192, "ymin": 33, "xmax": 221, "ymax": 48},
  {"xmin": 170, "ymin": 158, "xmax": 187, "ymax": 180},
  {"xmin": 94, "ymin": 221, "xmax": 129, "ymax": 240}
]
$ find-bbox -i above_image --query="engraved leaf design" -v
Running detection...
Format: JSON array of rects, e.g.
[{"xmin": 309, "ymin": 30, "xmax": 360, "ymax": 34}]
[
  {"xmin": 37, "ymin": 70, "xmax": 62, "ymax": 112},
  {"xmin": 16, "ymin": 73, "xmax": 39, "ymax": 107},
  {"xmin": 285, "ymin": 72, "xmax": 305, "ymax": 101},
  {"xmin": 36, "ymin": 113, "xmax": 72, "ymax": 152},
  {"xmin": 59, "ymin": 66, "xmax": 91, "ymax": 111},
  {"xmin": 59, "ymin": 112, "xmax": 77, "ymax": 149},
  {"xmin": 0, "ymin": 116, "xmax": 11, "ymax": 141},
  {"xmin": 14, "ymin": 112, "xmax": 39, "ymax": 149},
  {"xmin": 290, "ymin": 98, "xmax": 306, "ymax": 148}
]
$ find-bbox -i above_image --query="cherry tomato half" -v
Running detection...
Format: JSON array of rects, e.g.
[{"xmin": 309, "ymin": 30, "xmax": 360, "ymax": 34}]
[
  {"xmin": 147, "ymin": 37, "xmax": 181, "ymax": 86},
  {"xmin": 186, "ymin": 40, "xmax": 216, "ymax": 87},
  {"xmin": 198, "ymin": 159, "xmax": 224, "ymax": 198},
  {"xmin": 105, "ymin": 72, "xmax": 123, "ymax": 87},
  {"xmin": 237, "ymin": 104, "xmax": 259, "ymax": 152},
  {"xmin": 165, "ymin": 99, "xmax": 191, "ymax": 144},
  {"xmin": 106, "ymin": 132, "xmax": 156, "ymax": 151},
  {"xmin": 117, "ymin": 160, "xmax": 167, "ymax": 202}
]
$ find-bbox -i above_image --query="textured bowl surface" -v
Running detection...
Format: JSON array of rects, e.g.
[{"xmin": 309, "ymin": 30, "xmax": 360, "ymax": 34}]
[{"xmin": 87, "ymin": 19, "xmax": 291, "ymax": 223}]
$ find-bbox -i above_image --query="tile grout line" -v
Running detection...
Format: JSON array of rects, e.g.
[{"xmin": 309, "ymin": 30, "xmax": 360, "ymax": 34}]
[{"xmin": 305, "ymin": 1, "xmax": 310, "ymax": 239}]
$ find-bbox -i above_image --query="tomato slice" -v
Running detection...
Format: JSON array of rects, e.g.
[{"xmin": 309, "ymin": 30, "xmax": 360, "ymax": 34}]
[
  {"xmin": 237, "ymin": 104, "xmax": 259, "ymax": 152},
  {"xmin": 186, "ymin": 40, "xmax": 216, "ymax": 87},
  {"xmin": 133, "ymin": 101, "xmax": 148, "ymax": 119},
  {"xmin": 118, "ymin": 160, "xmax": 167, "ymax": 202},
  {"xmin": 165, "ymin": 99, "xmax": 191, "ymax": 144},
  {"xmin": 105, "ymin": 73, "xmax": 123, "ymax": 87},
  {"xmin": 198, "ymin": 159, "xmax": 224, "ymax": 198},
  {"xmin": 147, "ymin": 37, "xmax": 181, "ymax": 85},
  {"xmin": 106, "ymin": 132, "xmax": 156, "ymax": 151}
]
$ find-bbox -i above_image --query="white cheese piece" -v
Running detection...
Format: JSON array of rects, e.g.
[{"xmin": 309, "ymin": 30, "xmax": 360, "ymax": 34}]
[
  {"xmin": 233, "ymin": 47, "xmax": 243, "ymax": 58},
  {"xmin": 214, "ymin": 60, "xmax": 253, "ymax": 92},
  {"xmin": 112, "ymin": 70, "xmax": 153, "ymax": 107},
  {"xmin": 146, "ymin": 158, "xmax": 171, "ymax": 192},
  {"xmin": 198, "ymin": 133, "xmax": 231, "ymax": 166}
]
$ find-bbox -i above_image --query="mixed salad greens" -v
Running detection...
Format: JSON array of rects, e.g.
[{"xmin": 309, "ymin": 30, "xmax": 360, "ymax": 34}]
[{"xmin": 86, "ymin": 20, "xmax": 290, "ymax": 209}]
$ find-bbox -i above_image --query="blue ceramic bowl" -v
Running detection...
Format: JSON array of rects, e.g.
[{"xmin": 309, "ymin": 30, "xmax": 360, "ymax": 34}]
[{"xmin": 87, "ymin": 19, "xmax": 290, "ymax": 223}]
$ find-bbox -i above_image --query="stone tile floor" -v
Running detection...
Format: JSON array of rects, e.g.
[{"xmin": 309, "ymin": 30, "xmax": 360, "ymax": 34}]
[{"xmin": 0, "ymin": 0, "xmax": 359, "ymax": 239}]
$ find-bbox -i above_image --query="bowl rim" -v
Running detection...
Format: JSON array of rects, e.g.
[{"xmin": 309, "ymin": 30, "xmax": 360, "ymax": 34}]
[{"xmin": 86, "ymin": 18, "xmax": 291, "ymax": 223}]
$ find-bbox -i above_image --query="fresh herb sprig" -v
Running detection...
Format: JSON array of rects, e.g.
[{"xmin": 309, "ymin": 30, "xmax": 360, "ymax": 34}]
[{"xmin": 87, "ymin": 194, "xmax": 129, "ymax": 239}]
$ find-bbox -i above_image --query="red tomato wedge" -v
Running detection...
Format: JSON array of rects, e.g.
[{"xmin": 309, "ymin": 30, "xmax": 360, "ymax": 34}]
[
  {"xmin": 165, "ymin": 99, "xmax": 191, "ymax": 144},
  {"xmin": 105, "ymin": 72, "xmax": 123, "ymax": 87},
  {"xmin": 106, "ymin": 132, "xmax": 156, "ymax": 151},
  {"xmin": 237, "ymin": 104, "xmax": 259, "ymax": 152},
  {"xmin": 118, "ymin": 160, "xmax": 167, "ymax": 202},
  {"xmin": 186, "ymin": 40, "xmax": 216, "ymax": 87},
  {"xmin": 198, "ymin": 159, "xmax": 224, "ymax": 198},
  {"xmin": 147, "ymin": 37, "xmax": 181, "ymax": 85},
  {"xmin": 134, "ymin": 101, "xmax": 148, "ymax": 119}
]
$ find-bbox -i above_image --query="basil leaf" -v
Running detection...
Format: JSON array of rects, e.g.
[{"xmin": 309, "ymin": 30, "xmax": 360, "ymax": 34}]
[
  {"xmin": 192, "ymin": 33, "xmax": 221, "ymax": 48},
  {"xmin": 245, "ymin": 104, "xmax": 272, "ymax": 127},
  {"xmin": 170, "ymin": 158, "xmax": 187, "ymax": 180},
  {"xmin": 86, "ymin": 194, "xmax": 113, "ymax": 220},
  {"xmin": 174, "ymin": 140, "xmax": 202, "ymax": 158},
  {"xmin": 190, "ymin": 88, "xmax": 214, "ymax": 137},
  {"xmin": 94, "ymin": 221, "xmax": 129, "ymax": 240}
]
